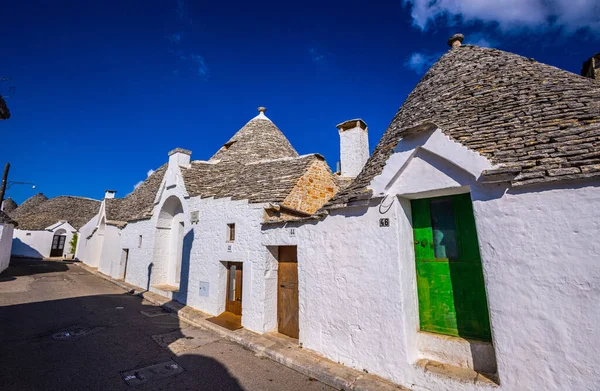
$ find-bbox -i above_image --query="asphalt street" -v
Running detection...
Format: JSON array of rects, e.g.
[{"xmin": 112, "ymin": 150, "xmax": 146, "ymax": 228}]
[{"xmin": 0, "ymin": 258, "xmax": 333, "ymax": 391}]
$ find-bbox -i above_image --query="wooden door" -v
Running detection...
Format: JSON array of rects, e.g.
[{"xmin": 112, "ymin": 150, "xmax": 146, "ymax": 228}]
[
  {"xmin": 225, "ymin": 262, "xmax": 243, "ymax": 315},
  {"xmin": 412, "ymin": 193, "xmax": 491, "ymax": 341},
  {"xmin": 278, "ymin": 246, "xmax": 299, "ymax": 338},
  {"xmin": 50, "ymin": 235, "xmax": 66, "ymax": 257},
  {"xmin": 121, "ymin": 249, "xmax": 129, "ymax": 280}
]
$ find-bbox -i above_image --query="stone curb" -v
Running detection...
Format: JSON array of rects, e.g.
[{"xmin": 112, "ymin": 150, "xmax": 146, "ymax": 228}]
[{"xmin": 76, "ymin": 263, "xmax": 409, "ymax": 391}]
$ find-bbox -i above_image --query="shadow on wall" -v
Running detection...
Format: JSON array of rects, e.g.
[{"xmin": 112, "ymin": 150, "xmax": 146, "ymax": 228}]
[
  {"xmin": 0, "ymin": 291, "xmax": 244, "ymax": 390},
  {"xmin": 175, "ymin": 230, "xmax": 194, "ymax": 305},
  {"xmin": 11, "ymin": 238, "xmax": 45, "ymax": 259},
  {"xmin": 147, "ymin": 262, "xmax": 154, "ymax": 292}
]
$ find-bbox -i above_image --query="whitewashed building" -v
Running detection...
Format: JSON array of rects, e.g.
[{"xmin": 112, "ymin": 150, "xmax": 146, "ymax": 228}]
[
  {"xmin": 9, "ymin": 193, "xmax": 100, "ymax": 258},
  {"xmin": 0, "ymin": 211, "xmax": 16, "ymax": 273},
  {"xmin": 263, "ymin": 37, "xmax": 600, "ymax": 390},
  {"xmin": 79, "ymin": 108, "xmax": 346, "ymax": 333},
  {"xmin": 77, "ymin": 39, "xmax": 600, "ymax": 390}
]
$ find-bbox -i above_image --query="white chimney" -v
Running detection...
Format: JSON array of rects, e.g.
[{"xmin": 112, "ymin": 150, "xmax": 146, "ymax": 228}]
[
  {"xmin": 337, "ymin": 119, "xmax": 369, "ymax": 178},
  {"xmin": 104, "ymin": 190, "xmax": 116, "ymax": 199},
  {"xmin": 168, "ymin": 148, "xmax": 192, "ymax": 167}
]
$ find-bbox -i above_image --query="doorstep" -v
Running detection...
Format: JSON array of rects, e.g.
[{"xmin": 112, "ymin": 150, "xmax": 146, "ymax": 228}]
[
  {"xmin": 416, "ymin": 359, "xmax": 499, "ymax": 387},
  {"xmin": 75, "ymin": 263, "xmax": 409, "ymax": 391},
  {"xmin": 151, "ymin": 283, "xmax": 180, "ymax": 293}
]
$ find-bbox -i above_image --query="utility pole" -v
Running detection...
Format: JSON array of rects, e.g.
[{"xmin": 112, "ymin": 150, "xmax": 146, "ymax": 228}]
[{"xmin": 0, "ymin": 162, "xmax": 9, "ymax": 208}]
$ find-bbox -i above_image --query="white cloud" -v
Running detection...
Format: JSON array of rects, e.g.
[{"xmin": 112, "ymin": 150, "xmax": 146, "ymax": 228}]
[
  {"xmin": 166, "ymin": 32, "xmax": 182, "ymax": 44},
  {"xmin": 403, "ymin": 0, "xmax": 600, "ymax": 33},
  {"xmin": 172, "ymin": 51, "xmax": 209, "ymax": 79},
  {"xmin": 190, "ymin": 55, "xmax": 209, "ymax": 78},
  {"xmin": 309, "ymin": 47, "xmax": 325, "ymax": 63},
  {"xmin": 405, "ymin": 52, "xmax": 441, "ymax": 74},
  {"xmin": 133, "ymin": 169, "xmax": 156, "ymax": 190},
  {"xmin": 467, "ymin": 33, "xmax": 496, "ymax": 48}
]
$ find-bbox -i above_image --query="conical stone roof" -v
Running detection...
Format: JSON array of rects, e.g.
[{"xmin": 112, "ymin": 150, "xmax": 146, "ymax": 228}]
[
  {"xmin": 9, "ymin": 193, "xmax": 48, "ymax": 220},
  {"xmin": 210, "ymin": 108, "xmax": 298, "ymax": 163},
  {"xmin": 327, "ymin": 44, "xmax": 600, "ymax": 208},
  {"xmin": 1, "ymin": 197, "xmax": 18, "ymax": 214},
  {"xmin": 14, "ymin": 196, "xmax": 100, "ymax": 230}
]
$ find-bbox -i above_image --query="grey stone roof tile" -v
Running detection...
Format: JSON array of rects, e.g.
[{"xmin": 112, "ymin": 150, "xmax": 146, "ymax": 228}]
[
  {"xmin": 210, "ymin": 117, "xmax": 298, "ymax": 163},
  {"xmin": 105, "ymin": 164, "xmax": 168, "ymax": 223},
  {"xmin": 1, "ymin": 197, "xmax": 18, "ymax": 214},
  {"xmin": 182, "ymin": 155, "xmax": 320, "ymax": 203},
  {"xmin": 0, "ymin": 210, "xmax": 16, "ymax": 226},
  {"xmin": 12, "ymin": 195, "xmax": 100, "ymax": 230},
  {"xmin": 326, "ymin": 45, "xmax": 600, "ymax": 207},
  {"xmin": 8, "ymin": 193, "xmax": 48, "ymax": 221}
]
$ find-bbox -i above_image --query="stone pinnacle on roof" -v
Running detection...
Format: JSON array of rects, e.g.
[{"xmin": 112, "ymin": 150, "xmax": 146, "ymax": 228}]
[
  {"xmin": 210, "ymin": 107, "xmax": 298, "ymax": 163},
  {"xmin": 326, "ymin": 44, "xmax": 600, "ymax": 208},
  {"xmin": 253, "ymin": 106, "xmax": 271, "ymax": 122},
  {"xmin": 448, "ymin": 33, "xmax": 464, "ymax": 49}
]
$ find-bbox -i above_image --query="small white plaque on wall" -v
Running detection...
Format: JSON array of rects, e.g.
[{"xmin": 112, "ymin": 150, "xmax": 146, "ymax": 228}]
[
  {"xmin": 199, "ymin": 282, "xmax": 209, "ymax": 297},
  {"xmin": 227, "ymin": 244, "xmax": 233, "ymax": 252}
]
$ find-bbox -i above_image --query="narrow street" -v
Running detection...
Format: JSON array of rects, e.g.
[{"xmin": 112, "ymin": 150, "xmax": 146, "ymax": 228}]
[{"xmin": 0, "ymin": 258, "xmax": 333, "ymax": 391}]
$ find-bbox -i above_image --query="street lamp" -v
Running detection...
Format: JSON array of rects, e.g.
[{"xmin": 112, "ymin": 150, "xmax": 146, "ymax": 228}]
[
  {"xmin": 0, "ymin": 163, "xmax": 37, "ymax": 207},
  {"xmin": 6, "ymin": 181, "xmax": 36, "ymax": 190}
]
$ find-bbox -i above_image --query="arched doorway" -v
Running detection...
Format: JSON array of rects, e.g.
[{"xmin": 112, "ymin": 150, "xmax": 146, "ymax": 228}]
[
  {"xmin": 153, "ymin": 196, "xmax": 185, "ymax": 289},
  {"xmin": 50, "ymin": 229, "xmax": 67, "ymax": 257}
]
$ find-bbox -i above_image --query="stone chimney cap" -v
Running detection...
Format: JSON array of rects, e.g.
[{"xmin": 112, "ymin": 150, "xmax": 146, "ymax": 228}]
[
  {"xmin": 447, "ymin": 33, "xmax": 464, "ymax": 48},
  {"xmin": 258, "ymin": 107, "xmax": 267, "ymax": 113},
  {"xmin": 168, "ymin": 148, "xmax": 192, "ymax": 156},
  {"xmin": 336, "ymin": 118, "xmax": 368, "ymax": 132},
  {"xmin": 104, "ymin": 190, "xmax": 117, "ymax": 193}
]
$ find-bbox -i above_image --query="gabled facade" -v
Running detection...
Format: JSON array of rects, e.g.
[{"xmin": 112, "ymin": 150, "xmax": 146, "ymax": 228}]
[
  {"xmin": 79, "ymin": 108, "xmax": 344, "ymax": 333},
  {"xmin": 262, "ymin": 39, "xmax": 600, "ymax": 390}
]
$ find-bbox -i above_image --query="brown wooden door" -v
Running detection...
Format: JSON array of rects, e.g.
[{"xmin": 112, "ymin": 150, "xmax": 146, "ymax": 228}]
[
  {"xmin": 50, "ymin": 235, "xmax": 66, "ymax": 257},
  {"xmin": 278, "ymin": 246, "xmax": 299, "ymax": 338},
  {"xmin": 225, "ymin": 262, "xmax": 243, "ymax": 316}
]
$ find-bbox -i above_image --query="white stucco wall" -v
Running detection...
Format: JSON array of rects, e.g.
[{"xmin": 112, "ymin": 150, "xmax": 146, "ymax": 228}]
[
  {"xmin": 97, "ymin": 225, "xmax": 122, "ymax": 277},
  {"xmin": 12, "ymin": 222, "xmax": 77, "ymax": 259},
  {"xmin": 12, "ymin": 230, "xmax": 53, "ymax": 258},
  {"xmin": 113, "ymin": 156, "xmax": 273, "ymax": 334},
  {"xmin": 0, "ymin": 223, "xmax": 14, "ymax": 273},
  {"xmin": 121, "ymin": 194, "xmax": 270, "ymax": 333},
  {"xmin": 340, "ymin": 126, "xmax": 369, "ymax": 178},
  {"xmin": 261, "ymin": 130, "xmax": 600, "ymax": 391},
  {"xmin": 75, "ymin": 213, "xmax": 99, "ymax": 260}
]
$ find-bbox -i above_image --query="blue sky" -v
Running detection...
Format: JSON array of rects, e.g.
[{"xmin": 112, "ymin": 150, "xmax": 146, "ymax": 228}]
[{"xmin": 1, "ymin": 0, "xmax": 599, "ymax": 204}]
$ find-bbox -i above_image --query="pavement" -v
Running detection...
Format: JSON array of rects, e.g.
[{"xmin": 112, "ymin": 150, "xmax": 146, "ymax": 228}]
[{"xmin": 0, "ymin": 258, "xmax": 334, "ymax": 391}]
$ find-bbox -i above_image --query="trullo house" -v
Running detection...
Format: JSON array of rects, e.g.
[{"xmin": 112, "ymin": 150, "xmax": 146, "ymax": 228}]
[
  {"xmin": 9, "ymin": 193, "xmax": 100, "ymax": 258},
  {"xmin": 261, "ymin": 35, "xmax": 600, "ymax": 390},
  {"xmin": 77, "ymin": 107, "xmax": 355, "ymax": 333}
]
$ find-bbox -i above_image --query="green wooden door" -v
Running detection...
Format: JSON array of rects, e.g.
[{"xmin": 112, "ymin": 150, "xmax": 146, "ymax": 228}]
[{"xmin": 411, "ymin": 193, "xmax": 491, "ymax": 341}]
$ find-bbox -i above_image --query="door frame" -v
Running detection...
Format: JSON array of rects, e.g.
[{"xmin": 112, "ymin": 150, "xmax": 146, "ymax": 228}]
[
  {"xmin": 411, "ymin": 193, "xmax": 492, "ymax": 341},
  {"xmin": 50, "ymin": 234, "xmax": 67, "ymax": 257},
  {"xmin": 224, "ymin": 261, "xmax": 243, "ymax": 316},
  {"xmin": 277, "ymin": 246, "xmax": 299, "ymax": 339}
]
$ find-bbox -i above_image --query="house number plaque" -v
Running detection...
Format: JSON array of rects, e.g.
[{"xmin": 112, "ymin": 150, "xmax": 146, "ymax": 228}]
[{"xmin": 379, "ymin": 218, "xmax": 390, "ymax": 227}]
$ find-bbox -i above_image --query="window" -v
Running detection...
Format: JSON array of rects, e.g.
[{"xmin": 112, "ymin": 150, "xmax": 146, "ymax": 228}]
[
  {"xmin": 138, "ymin": 235, "xmax": 143, "ymax": 248},
  {"xmin": 227, "ymin": 223, "xmax": 235, "ymax": 242}
]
